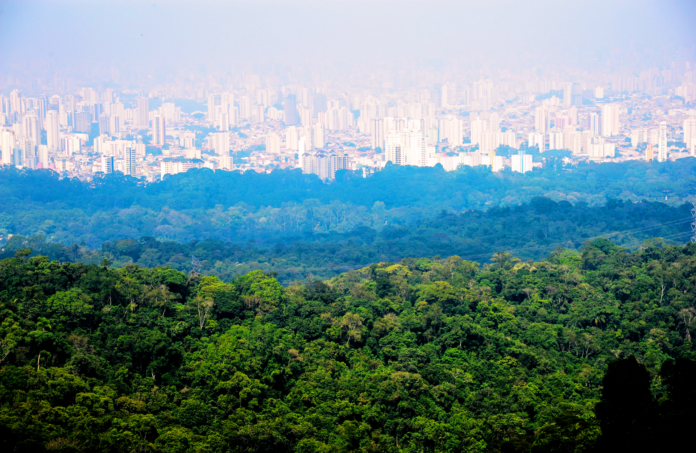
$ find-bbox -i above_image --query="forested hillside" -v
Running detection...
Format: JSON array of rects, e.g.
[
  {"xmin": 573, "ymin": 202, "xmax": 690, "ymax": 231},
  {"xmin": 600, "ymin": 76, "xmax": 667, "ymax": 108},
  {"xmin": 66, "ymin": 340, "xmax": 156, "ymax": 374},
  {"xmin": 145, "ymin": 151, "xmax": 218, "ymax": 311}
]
[
  {"xmin": 1, "ymin": 240, "xmax": 695, "ymax": 452},
  {"xmin": 0, "ymin": 158, "xmax": 694, "ymax": 246},
  {"xmin": 2, "ymin": 197, "xmax": 691, "ymax": 283}
]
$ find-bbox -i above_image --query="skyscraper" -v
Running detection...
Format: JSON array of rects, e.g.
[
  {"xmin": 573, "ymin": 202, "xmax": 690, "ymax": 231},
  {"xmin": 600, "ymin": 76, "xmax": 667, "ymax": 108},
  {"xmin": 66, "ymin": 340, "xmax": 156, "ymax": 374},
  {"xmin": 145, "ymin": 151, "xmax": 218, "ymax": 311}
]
[
  {"xmin": 1, "ymin": 130, "xmax": 15, "ymax": 165},
  {"xmin": 589, "ymin": 113, "xmax": 600, "ymax": 135},
  {"xmin": 313, "ymin": 123, "xmax": 325, "ymax": 149},
  {"xmin": 441, "ymin": 84, "xmax": 450, "ymax": 108},
  {"xmin": 571, "ymin": 83, "xmax": 583, "ymax": 107},
  {"xmin": 564, "ymin": 83, "xmax": 573, "ymax": 108},
  {"xmin": 239, "ymin": 96, "xmax": 252, "ymax": 120},
  {"xmin": 298, "ymin": 136, "xmax": 307, "ymax": 169},
  {"xmin": 99, "ymin": 113, "xmax": 111, "ymax": 136},
  {"xmin": 284, "ymin": 95, "xmax": 299, "ymax": 126},
  {"xmin": 211, "ymin": 132, "xmax": 229, "ymax": 155},
  {"xmin": 385, "ymin": 129, "xmax": 426, "ymax": 167},
  {"xmin": 645, "ymin": 144, "xmax": 654, "ymax": 162},
  {"xmin": 37, "ymin": 145, "xmax": 49, "ymax": 168},
  {"xmin": 683, "ymin": 117, "xmax": 696, "ymax": 153},
  {"xmin": 124, "ymin": 146, "xmax": 137, "ymax": 177},
  {"xmin": 601, "ymin": 104, "xmax": 620, "ymax": 137},
  {"xmin": 101, "ymin": 155, "xmax": 114, "ymax": 174},
  {"xmin": 265, "ymin": 132, "xmax": 281, "ymax": 154},
  {"xmin": 22, "ymin": 113, "xmax": 39, "ymax": 144},
  {"xmin": 285, "ymin": 126, "xmax": 299, "ymax": 151},
  {"xmin": 534, "ymin": 107, "xmax": 548, "ymax": 134},
  {"xmin": 74, "ymin": 111, "xmax": 91, "ymax": 133},
  {"xmin": 137, "ymin": 97, "xmax": 149, "ymax": 129},
  {"xmin": 470, "ymin": 118, "xmax": 488, "ymax": 145},
  {"xmin": 207, "ymin": 93, "xmax": 219, "ymax": 122},
  {"xmin": 46, "ymin": 110, "xmax": 60, "ymax": 151},
  {"xmin": 153, "ymin": 115, "xmax": 166, "ymax": 146},
  {"xmin": 371, "ymin": 118, "xmax": 384, "ymax": 150},
  {"xmin": 438, "ymin": 115, "xmax": 463, "ymax": 146},
  {"xmin": 658, "ymin": 121, "xmax": 668, "ymax": 162},
  {"xmin": 512, "ymin": 150, "xmax": 533, "ymax": 173}
]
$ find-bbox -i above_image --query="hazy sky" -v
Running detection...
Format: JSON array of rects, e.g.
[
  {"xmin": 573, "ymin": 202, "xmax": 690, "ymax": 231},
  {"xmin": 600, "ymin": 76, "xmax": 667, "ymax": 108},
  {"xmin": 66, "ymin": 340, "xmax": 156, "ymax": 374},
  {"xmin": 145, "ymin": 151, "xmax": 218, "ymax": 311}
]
[{"xmin": 1, "ymin": 0, "xmax": 695, "ymax": 74}]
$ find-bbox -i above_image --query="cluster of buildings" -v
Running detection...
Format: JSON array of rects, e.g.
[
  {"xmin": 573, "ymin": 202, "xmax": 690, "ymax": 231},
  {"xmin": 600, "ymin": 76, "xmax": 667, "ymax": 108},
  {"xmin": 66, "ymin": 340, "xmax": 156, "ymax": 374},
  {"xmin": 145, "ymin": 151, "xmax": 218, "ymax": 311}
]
[{"xmin": 1, "ymin": 61, "xmax": 696, "ymax": 181}]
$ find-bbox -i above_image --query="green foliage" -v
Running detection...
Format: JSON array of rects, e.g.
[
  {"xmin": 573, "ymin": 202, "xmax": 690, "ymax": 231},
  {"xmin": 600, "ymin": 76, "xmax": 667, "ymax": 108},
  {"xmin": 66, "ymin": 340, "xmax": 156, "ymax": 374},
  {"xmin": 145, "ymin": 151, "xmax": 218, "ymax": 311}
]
[
  {"xmin": 1, "ymin": 197, "xmax": 691, "ymax": 285},
  {"xmin": 0, "ymin": 240, "xmax": 695, "ymax": 451},
  {"xmin": 1, "ymin": 159, "xmax": 695, "ymax": 249}
]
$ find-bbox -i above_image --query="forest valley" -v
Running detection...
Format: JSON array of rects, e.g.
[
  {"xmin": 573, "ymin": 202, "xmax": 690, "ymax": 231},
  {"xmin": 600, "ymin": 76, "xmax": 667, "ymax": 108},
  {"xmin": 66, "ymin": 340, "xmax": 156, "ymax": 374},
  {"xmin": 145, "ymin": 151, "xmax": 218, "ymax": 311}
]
[{"xmin": 1, "ymin": 239, "xmax": 695, "ymax": 452}]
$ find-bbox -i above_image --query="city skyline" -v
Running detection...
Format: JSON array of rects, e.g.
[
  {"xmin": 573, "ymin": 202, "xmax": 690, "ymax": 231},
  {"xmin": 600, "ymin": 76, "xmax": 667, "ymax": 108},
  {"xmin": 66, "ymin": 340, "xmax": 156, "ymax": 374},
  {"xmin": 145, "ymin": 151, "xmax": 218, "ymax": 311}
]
[{"xmin": 0, "ymin": 0, "xmax": 696, "ymax": 182}]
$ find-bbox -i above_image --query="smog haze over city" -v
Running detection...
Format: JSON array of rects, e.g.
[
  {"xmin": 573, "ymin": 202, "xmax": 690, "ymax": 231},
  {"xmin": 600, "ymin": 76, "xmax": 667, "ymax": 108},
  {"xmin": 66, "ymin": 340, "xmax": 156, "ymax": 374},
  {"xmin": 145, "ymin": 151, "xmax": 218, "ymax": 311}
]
[{"xmin": 2, "ymin": 1, "xmax": 696, "ymax": 452}]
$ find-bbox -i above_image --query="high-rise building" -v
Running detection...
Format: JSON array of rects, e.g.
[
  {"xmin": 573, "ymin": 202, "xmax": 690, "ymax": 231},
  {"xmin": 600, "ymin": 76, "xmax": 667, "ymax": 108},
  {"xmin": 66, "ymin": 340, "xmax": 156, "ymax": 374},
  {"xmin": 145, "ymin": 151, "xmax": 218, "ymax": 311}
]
[
  {"xmin": 658, "ymin": 121, "xmax": 668, "ymax": 162},
  {"xmin": 16, "ymin": 138, "xmax": 34, "ymax": 168},
  {"xmin": 207, "ymin": 93, "xmax": 219, "ymax": 122},
  {"xmin": 645, "ymin": 144, "xmax": 654, "ymax": 162},
  {"xmin": 589, "ymin": 113, "xmax": 600, "ymax": 135},
  {"xmin": 683, "ymin": 117, "xmax": 696, "ymax": 153},
  {"xmin": 62, "ymin": 135, "xmax": 81, "ymax": 155},
  {"xmin": 313, "ymin": 123, "xmax": 325, "ymax": 149},
  {"xmin": 45, "ymin": 110, "xmax": 60, "ymax": 151},
  {"xmin": 313, "ymin": 93, "xmax": 327, "ymax": 114},
  {"xmin": 470, "ymin": 118, "xmax": 487, "ymax": 145},
  {"xmin": 124, "ymin": 146, "xmax": 137, "ymax": 177},
  {"xmin": 153, "ymin": 115, "xmax": 166, "ymax": 146},
  {"xmin": 239, "ymin": 96, "xmax": 252, "ymax": 120},
  {"xmin": 74, "ymin": 111, "xmax": 91, "ymax": 133},
  {"xmin": 371, "ymin": 118, "xmax": 385, "ymax": 150},
  {"xmin": 438, "ymin": 115, "xmax": 463, "ymax": 147},
  {"xmin": 630, "ymin": 128, "xmax": 648, "ymax": 147},
  {"xmin": 265, "ymin": 132, "xmax": 281, "ymax": 154},
  {"xmin": 385, "ymin": 129, "xmax": 426, "ymax": 167},
  {"xmin": 101, "ymin": 155, "xmax": 114, "ymax": 174},
  {"xmin": 548, "ymin": 130, "xmax": 564, "ymax": 150},
  {"xmin": 301, "ymin": 150, "xmax": 351, "ymax": 180},
  {"xmin": 99, "ymin": 113, "xmax": 111, "ymax": 136},
  {"xmin": 178, "ymin": 131, "xmax": 195, "ymax": 149},
  {"xmin": 211, "ymin": 132, "xmax": 229, "ymax": 155},
  {"xmin": 511, "ymin": 150, "xmax": 533, "ymax": 173},
  {"xmin": 37, "ymin": 145, "xmax": 49, "ymax": 168},
  {"xmin": 441, "ymin": 84, "xmax": 450, "ymax": 108},
  {"xmin": 22, "ymin": 113, "xmax": 39, "ymax": 144},
  {"xmin": 528, "ymin": 132, "xmax": 544, "ymax": 150},
  {"xmin": 534, "ymin": 107, "xmax": 548, "ymax": 134},
  {"xmin": 220, "ymin": 154, "xmax": 233, "ymax": 170},
  {"xmin": 300, "ymin": 126, "xmax": 313, "ymax": 151},
  {"xmin": 601, "ymin": 104, "xmax": 620, "ymax": 137},
  {"xmin": 284, "ymin": 95, "xmax": 299, "ymax": 126},
  {"xmin": 298, "ymin": 136, "xmax": 307, "ymax": 170},
  {"xmin": 564, "ymin": 83, "xmax": 573, "ymax": 108},
  {"xmin": 285, "ymin": 126, "xmax": 299, "ymax": 151},
  {"xmin": 137, "ymin": 97, "xmax": 149, "ymax": 129},
  {"xmin": 568, "ymin": 82, "xmax": 582, "ymax": 108}
]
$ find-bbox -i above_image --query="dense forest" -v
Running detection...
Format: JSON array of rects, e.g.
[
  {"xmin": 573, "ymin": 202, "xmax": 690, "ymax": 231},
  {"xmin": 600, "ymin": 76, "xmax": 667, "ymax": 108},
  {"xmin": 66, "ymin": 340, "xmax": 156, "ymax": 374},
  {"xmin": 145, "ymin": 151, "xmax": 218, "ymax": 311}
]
[
  {"xmin": 0, "ymin": 158, "xmax": 694, "ymax": 246},
  {"xmin": 1, "ymin": 240, "xmax": 695, "ymax": 452},
  {"xmin": 1, "ymin": 197, "xmax": 692, "ymax": 284}
]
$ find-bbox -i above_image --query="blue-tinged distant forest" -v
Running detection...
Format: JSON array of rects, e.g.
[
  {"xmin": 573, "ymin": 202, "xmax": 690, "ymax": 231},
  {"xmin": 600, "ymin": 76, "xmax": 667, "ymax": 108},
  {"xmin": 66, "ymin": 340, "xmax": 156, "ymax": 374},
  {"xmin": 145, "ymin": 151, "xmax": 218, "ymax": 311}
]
[{"xmin": 0, "ymin": 158, "xmax": 694, "ymax": 282}]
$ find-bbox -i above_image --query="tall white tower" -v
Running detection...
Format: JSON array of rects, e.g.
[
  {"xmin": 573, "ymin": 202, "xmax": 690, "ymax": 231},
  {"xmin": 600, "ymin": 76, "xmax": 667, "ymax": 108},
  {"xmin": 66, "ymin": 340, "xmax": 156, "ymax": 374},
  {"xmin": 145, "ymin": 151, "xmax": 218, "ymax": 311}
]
[
  {"xmin": 658, "ymin": 121, "xmax": 668, "ymax": 162},
  {"xmin": 153, "ymin": 115, "xmax": 166, "ymax": 146},
  {"xmin": 137, "ymin": 97, "xmax": 149, "ymax": 129},
  {"xmin": 683, "ymin": 117, "xmax": 696, "ymax": 154},
  {"xmin": 601, "ymin": 104, "xmax": 620, "ymax": 137},
  {"xmin": 124, "ymin": 146, "xmax": 137, "ymax": 177},
  {"xmin": 45, "ymin": 110, "xmax": 60, "ymax": 151},
  {"xmin": 1, "ymin": 130, "xmax": 15, "ymax": 165},
  {"xmin": 298, "ymin": 136, "xmax": 307, "ymax": 170},
  {"xmin": 589, "ymin": 113, "xmax": 600, "ymax": 135},
  {"xmin": 534, "ymin": 107, "xmax": 548, "ymax": 134}
]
